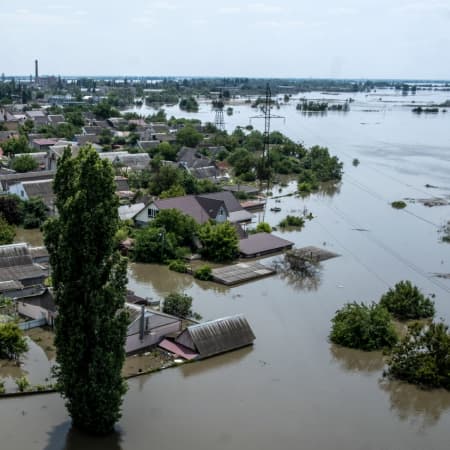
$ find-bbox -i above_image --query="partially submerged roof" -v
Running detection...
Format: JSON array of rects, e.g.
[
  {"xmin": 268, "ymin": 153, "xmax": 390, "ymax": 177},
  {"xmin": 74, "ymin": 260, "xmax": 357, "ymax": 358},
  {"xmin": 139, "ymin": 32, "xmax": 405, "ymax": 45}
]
[
  {"xmin": 239, "ymin": 233, "xmax": 294, "ymax": 258},
  {"xmin": 175, "ymin": 314, "xmax": 255, "ymax": 359}
]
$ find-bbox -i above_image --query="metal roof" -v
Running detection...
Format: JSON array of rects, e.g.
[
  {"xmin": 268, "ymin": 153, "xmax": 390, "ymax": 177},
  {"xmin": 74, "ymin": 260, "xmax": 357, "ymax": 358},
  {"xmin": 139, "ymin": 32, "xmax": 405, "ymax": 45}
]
[
  {"xmin": 176, "ymin": 314, "xmax": 255, "ymax": 358},
  {"xmin": 239, "ymin": 233, "xmax": 294, "ymax": 257}
]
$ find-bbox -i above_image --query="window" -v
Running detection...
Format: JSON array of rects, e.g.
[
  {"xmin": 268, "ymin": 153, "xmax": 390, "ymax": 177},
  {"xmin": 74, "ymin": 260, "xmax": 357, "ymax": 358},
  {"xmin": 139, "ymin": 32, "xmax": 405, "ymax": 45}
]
[{"xmin": 147, "ymin": 208, "xmax": 158, "ymax": 218}]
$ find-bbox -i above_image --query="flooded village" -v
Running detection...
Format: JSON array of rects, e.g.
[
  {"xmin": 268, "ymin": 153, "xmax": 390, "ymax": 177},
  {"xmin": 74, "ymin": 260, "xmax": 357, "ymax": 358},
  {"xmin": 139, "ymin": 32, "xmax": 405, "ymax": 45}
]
[{"xmin": 1, "ymin": 76, "xmax": 450, "ymax": 450}]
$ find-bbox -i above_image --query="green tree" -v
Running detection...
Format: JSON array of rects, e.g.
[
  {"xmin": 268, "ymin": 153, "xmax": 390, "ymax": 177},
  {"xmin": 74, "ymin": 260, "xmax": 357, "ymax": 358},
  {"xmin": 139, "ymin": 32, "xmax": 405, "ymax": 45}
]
[
  {"xmin": 0, "ymin": 323, "xmax": 28, "ymax": 360},
  {"xmin": 43, "ymin": 145, "xmax": 128, "ymax": 435},
  {"xmin": 0, "ymin": 216, "xmax": 15, "ymax": 244},
  {"xmin": 300, "ymin": 146, "xmax": 343, "ymax": 182},
  {"xmin": 23, "ymin": 197, "xmax": 47, "ymax": 229},
  {"xmin": 0, "ymin": 195, "xmax": 23, "ymax": 225},
  {"xmin": 198, "ymin": 221, "xmax": 239, "ymax": 262},
  {"xmin": 1, "ymin": 136, "xmax": 31, "ymax": 155},
  {"xmin": 149, "ymin": 165, "xmax": 182, "ymax": 195},
  {"xmin": 11, "ymin": 154, "xmax": 38, "ymax": 173},
  {"xmin": 379, "ymin": 281, "xmax": 435, "ymax": 320},
  {"xmin": 151, "ymin": 209, "xmax": 198, "ymax": 248},
  {"xmin": 162, "ymin": 292, "xmax": 193, "ymax": 317},
  {"xmin": 330, "ymin": 302, "xmax": 398, "ymax": 351},
  {"xmin": 133, "ymin": 226, "xmax": 178, "ymax": 263},
  {"xmin": 159, "ymin": 184, "xmax": 186, "ymax": 199},
  {"xmin": 176, "ymin": 126, "xmax": 203, "ymax": 147},
  {"xmin": 386, "ymin": 322, "xmax": 450, "ymax": 389}
]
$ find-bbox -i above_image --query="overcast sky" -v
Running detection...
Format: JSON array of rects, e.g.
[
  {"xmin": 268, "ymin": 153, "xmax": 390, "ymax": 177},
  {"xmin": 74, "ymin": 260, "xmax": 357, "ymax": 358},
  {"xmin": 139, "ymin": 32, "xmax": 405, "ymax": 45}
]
[{"xmin": 2, "ymin": 0, "xmax": 449, "ymax": 79}]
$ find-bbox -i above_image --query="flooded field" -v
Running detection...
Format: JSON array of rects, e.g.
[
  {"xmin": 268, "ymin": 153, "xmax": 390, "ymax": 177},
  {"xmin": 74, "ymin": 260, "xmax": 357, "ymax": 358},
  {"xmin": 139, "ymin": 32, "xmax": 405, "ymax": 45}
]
[{"xmin": 1, "ymin": 88, "xmax": 450, "ymax": 449}]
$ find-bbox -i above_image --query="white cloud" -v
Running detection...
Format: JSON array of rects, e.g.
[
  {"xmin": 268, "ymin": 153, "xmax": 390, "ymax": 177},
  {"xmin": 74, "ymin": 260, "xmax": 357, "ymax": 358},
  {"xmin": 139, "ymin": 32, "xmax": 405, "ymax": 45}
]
[
  {"xmin": 151, "ymin": 1, "xmax": 177, "ymax": 10},
  {"xmin": 2, "ymin": 10, "xmax": 82, "ymax": 26},
  {"xmin": 218, "ymin": 7, "xmax": 241, "ymax": 15},
  {"xmin": 328, "ymin": 7, "xmax": 358, "ymax": 16},
  {"xmin": 248, "ymin": 3, "xmax": 282, "ymax": 14}
]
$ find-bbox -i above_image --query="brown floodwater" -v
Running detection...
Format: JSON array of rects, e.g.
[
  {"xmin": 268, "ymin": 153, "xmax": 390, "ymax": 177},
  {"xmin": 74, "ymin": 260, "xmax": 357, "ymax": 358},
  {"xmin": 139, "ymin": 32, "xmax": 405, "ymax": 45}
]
[{"xmin": 1, "ymin": 88, "xmax": 450, "ymax": 449}]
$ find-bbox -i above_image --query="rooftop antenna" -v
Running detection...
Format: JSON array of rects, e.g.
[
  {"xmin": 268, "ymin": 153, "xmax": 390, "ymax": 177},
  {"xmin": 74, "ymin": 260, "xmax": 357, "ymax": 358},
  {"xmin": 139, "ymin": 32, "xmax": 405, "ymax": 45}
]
[{"xmin": 250, "ymin": 83, "xmax": 285, "ymax": 221}]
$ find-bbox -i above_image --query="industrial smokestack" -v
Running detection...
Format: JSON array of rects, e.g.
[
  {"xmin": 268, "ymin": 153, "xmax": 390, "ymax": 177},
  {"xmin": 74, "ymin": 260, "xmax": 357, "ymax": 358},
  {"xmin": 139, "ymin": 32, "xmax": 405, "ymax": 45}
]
[{"xmin": 35, "ymin": 59, "xmax": 39, "ymax": 84}]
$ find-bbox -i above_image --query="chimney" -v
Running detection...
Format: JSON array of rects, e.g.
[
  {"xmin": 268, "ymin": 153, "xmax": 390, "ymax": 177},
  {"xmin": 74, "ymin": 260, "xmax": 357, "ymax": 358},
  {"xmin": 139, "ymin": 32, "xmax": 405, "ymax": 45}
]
[{"xmin": 35, "ymin": 59, "xmax": 39, "ymax": 84}]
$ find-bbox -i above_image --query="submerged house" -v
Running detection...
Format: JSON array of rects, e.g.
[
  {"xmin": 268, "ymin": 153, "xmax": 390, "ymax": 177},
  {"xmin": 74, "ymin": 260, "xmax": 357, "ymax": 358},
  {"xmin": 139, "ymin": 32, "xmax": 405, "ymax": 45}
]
[
  {"xmin": 174, "ymin": 314, "xmax": 255, "ymax": 359},
  {"xmin": 125, "ymin": 303, "xmax": 182, "ymax": 354}
]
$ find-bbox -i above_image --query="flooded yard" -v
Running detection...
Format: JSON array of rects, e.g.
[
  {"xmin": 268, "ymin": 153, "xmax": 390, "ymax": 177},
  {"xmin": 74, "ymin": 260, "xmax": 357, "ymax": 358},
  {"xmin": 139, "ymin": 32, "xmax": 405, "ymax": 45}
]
[{"xmin": 1, "ymin": 88, "xmax": 450, "ymax": 449}]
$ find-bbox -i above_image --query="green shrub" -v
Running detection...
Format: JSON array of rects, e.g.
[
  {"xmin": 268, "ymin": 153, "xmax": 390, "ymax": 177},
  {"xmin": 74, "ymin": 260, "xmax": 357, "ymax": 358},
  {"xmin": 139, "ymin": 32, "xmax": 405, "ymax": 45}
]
[
  {"xmin": 15, "ymin": 376, "xmax": 30, "ymax": 393},
  {"xmin": 0, "ymin": 322, "xmax": 28, "ymax": 360},
  {"xmin": 255, "ymin": 222, "xmax": 272, "ymax": 233},
  {"xmin": 168, "ymin": 259, "xmax": 188, "ymax": 273},
  {"xmin": 194, "ymin": 265, "xmax": 213, "ymax": 281},
  {"xmin": 330, "ymin": 302, "xmax": 398, "ymax": 351},
  {"xmin": 279, "ymin": 215, "xmax": 305, "ymax": 228},
  {"xmin": 0, "ymin": 216, "xmax": 15, "ymax": 245},
  {"xmin": 163, "ymin": 293, "xmax": 193, "ymax": 318},
  {"xmin": 391, "ymin": 200, "xmax": 407, "ymax": 209},
  {"xmin": 379, "ymin": 281, "xmax": 435, "ymax": 320},
  {"xmin": 198, "ymin": 221, "xmax": 239, "ymax": 262},
  {"xmin": 386, "ymin": 322, "xmax": 450, "ymax": 389}
]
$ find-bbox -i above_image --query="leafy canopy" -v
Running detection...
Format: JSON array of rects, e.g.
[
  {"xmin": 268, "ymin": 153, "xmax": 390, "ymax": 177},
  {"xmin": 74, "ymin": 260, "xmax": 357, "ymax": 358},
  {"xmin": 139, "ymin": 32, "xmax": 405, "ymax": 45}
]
[
  {"xmin": 198, "ymin": 221, "xmax": 239, "ymax": 262},
  {"xmin": 163, "ymin": 292, "xmax": 193, "ymax": 318},
  {"xmin": 44, "ymin": 145, "xmax": 128, "ymax": 435},
  {"xmin": 330, "ymin": 302, "xmax": 398, "ymax": 351},
  {"xmin": 386, "ymin": 322, "xmax": 450, "ymax": 390},
  {"xmin": 0, "ymin": 322, "xmax": 28, "ymax": 360},
  {"xmin": 379, "ymin": 281, "xmax": 435, "ymax": 320}
]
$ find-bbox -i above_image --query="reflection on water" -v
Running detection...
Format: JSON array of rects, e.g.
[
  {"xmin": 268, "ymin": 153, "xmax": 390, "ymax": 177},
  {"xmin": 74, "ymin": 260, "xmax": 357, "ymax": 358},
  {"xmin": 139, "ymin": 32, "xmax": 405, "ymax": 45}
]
[
  {"xmin": 44, "ymin": 422, "xmax": 123, "ymax": 450},
  {"xmin": 271, "ymin": 257, "xmax": 322, "ymax": 291},
  {"xmin": 14, "ymin": 228, "xmax": 44, "ymax": 247},
  {"xmin": 330, "ymin": 344, "xmax": 385, "ymax": 373},
  {"xmin": 379, "ymin": 380, "xmax": 450, "ymax": 428},
  {"xmin": 128, "ymin": 263, "xmax": 230, "ymax": 298},
  {"xmin": 180, "ymin": 347, "xmax": 253, "ymax": 378}
]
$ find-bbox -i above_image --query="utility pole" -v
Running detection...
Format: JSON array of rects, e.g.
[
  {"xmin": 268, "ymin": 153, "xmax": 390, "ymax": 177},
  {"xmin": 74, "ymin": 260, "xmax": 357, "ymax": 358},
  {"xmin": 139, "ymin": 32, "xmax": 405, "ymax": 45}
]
[{"xmin": 250, "ymin": 83, "xmax": 285, "ymax": 220}]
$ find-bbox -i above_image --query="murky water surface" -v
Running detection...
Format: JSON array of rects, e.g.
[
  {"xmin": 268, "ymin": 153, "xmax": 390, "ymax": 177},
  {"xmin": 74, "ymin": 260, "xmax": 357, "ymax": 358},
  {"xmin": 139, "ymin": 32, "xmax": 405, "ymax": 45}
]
[{"xmin": 1, "ymin": 88, "xmax": 450, "ymax": 449}]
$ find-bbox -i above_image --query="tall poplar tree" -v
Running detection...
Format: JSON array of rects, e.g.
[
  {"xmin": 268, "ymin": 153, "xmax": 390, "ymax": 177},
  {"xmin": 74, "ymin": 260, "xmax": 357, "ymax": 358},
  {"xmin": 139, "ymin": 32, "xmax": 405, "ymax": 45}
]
[{"xmin": 44, "ymin": 146, "xmax": 128, "ymax": 435}]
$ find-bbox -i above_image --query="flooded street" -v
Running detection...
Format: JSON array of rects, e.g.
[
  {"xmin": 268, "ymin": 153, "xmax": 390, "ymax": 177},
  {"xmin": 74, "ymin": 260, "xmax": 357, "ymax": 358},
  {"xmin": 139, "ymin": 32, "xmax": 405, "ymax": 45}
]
[{"xmin": 1, "ymin": 89, "xmax": 450, "ymax": 449}]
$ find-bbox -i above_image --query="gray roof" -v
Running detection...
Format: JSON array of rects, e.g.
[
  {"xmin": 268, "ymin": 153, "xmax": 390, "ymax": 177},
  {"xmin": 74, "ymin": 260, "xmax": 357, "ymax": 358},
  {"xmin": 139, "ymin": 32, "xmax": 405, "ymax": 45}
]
[
  {"xmin": 15, "ymin": 152, "xmax": 47, "ymax": 167},
  {"xmin": 47, "ymin": 115, "xmax": 65, "ymax": 124},
  {"xmin": 0, "ymin": 243, "xmax": 46, "ymax": 283},
  {"xmin": 176, "ymin": 314, "xmax": 255, "ymax": 358},
  {"xmin": 115, "ymin": 176, "xmax": 130, "ymax": 192},
  {"xmin": 0, "ymin": 243, "xmax": 33, "ymax": 268},
  {"xmin": 177, "ymin": 147, "xmax": 213, "ymax": 169},
  {"xmin": 0, "ymin": 265, "xmax": 46, "ymax": 283},
  {"xmin": 75, "ymin": 134, "xmax": 100, "ymax": 145},
  {"xmin": 191, "ymin": 166, "xmax": 218, "ymax": 179},
  {"xmin": 153, "ymin": 195, "xmax": 222, "ymax": 224},
  {"xmin": 119, "ymin": 203, "xmax": 145, "ymax": 221},
  {"xmin": 0, "ymin": 280, "xmax": 24, "ymax": 293},
  {"xmin": 29, "ymin": 246, "xmax": 49, "ymax": 260},
  {"xmin": 115, "ymin": 153, "xmax": 150, "ymax": 169},
  {"xmin": 222, "ymin": 184, "xmax": 260, "ymax": 195},
  {"xmin": 239, "ymin": 233, "xmax": 294, "ymax": 257},
  {"xmin": 20, "ymin": 288, "xmax": 56, "ymax": 313},
  {"xmin": 0, "ymin": 170, "xmax": 55, "ymax": 190},
  {"xmin": 199, "ymin": 191, "xmax": 244, "ymax": 213},
  {"xmin": 22, "ymin": 179, "xmax": 54, "ymax": 208}
]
